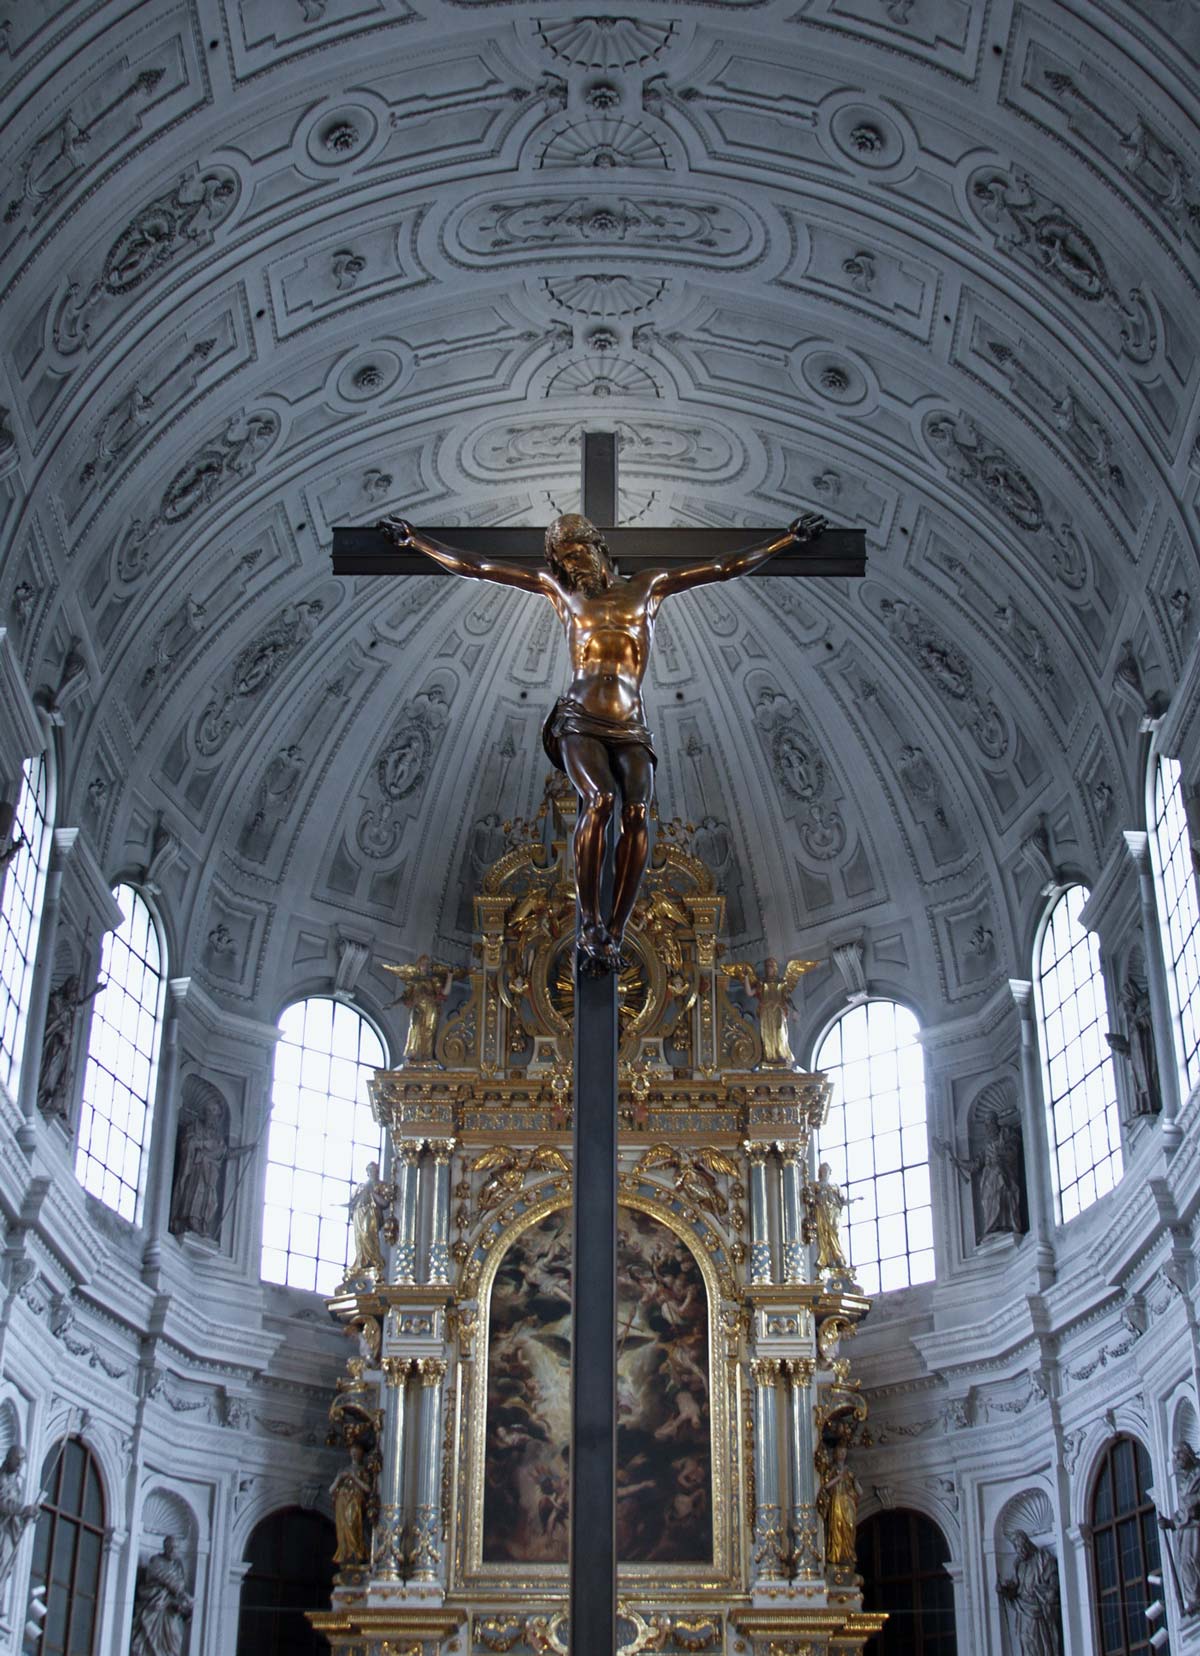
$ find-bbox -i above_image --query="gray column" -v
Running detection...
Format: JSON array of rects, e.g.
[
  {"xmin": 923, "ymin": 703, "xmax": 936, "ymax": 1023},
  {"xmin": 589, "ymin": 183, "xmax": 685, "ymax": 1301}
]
[
  {"xmin": 746, "ymin": 1144, "xmax": 772, "ymax": 1285},
  {"xmin": 141, "ymin": 978, "xmax": 191, "ymax": 1282},
  {"xmin": 424, "ymin": 1139, "xmax": 454, "ymax": 1285},
  {"xmin": 1124, "ymin": 831, "xmax": 1183, "ymax": 1145},
  {"xmin": 784, "ymin": 1358, "xmax": 820, "ymax": 1578},
  {"xmin": 373, "ymin": 1358, "xmax": 411, "ymax": 1582},
  {"xmin": 390, "ymin": 1140, "xmax": 422, "ymax": 1284},
  {"xmin": 778, "ymin": 1142, "xmax": 804, "ymax": 1284},
  {"xmin": 409, "ymin": 1357, "xmax": 447, "ymax": 1586},
  {"xmin": 1009, "ymin": 980, "xmax": 1056, "ymax": 1284},
  {"xmin": 750, "ymin": 1358, "xmax": 784, "ymax": 1583}
]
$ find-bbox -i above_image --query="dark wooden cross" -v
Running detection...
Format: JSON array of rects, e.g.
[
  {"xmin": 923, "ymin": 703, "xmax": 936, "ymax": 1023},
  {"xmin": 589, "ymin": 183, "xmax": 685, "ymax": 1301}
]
[{"xmin": 332, "ymin": 432, "xmax": 865, "ymax": 1656}]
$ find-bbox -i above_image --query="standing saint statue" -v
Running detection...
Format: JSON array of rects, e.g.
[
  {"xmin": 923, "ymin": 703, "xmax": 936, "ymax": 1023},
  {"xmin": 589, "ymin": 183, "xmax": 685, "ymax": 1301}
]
[
  {"xmin": 382, "ymin": 956, "xmax": 459, "ymax": 1062},
  {"xmin": 130, "ymin": 1535, "xmax": 193, "ymax": 1656},
  {"xmin": 934, "ymin": 1117, "xmax": 1024, "ymax": 1239},
  {"xmin": 169, "ymin": 1091, "xmax": 255, "ymax": 1241},
  {"xmin": 345, "ymin": 1162, "xmax": 394, "ymax": 1280},
  {"xmin": 803, "ymin": 1163, "xmax": 853, "ymax": 1276},
  {"xmin": 0, "ymin": 1447, "xmax": 40, "ymax": 1590},
  {"xmin": 37, "ymin": 971, "xmax": 103, "ymax": 1121},
  {"xmin": 376, "ymin": 511, "xmax": 827, "ymax": 970},
  {"xmin": 1159, "ymin": 1440, "xmax": 1200, "ymax": 1612},
  {"xmin": 816, "ymin": 1441, "xmax": 860, "ymax": 1568},
  {"xmin": 331, "ymin": 1441, "xmax": 374, "ymax": 1568},
  {"xmin": 722, "ymin": 955, "xmax": 817, "ymax": 1066},
  {"xmin": 996, "ymin": 1530, "xmax": 1062, "ymax": 1656}
]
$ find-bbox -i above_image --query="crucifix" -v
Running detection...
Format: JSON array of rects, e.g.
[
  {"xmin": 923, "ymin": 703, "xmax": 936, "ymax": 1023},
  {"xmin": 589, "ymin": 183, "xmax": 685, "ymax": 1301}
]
[{"xmin": 331, "ymin": 431, "xmax": 865, "ymax": 1656}]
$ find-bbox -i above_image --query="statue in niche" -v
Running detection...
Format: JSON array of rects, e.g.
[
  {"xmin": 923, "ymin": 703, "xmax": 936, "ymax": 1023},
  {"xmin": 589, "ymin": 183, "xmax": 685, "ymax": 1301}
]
[
  {"xmin": 934, "ymin": 1115, "xmax": 1024, "ymax": 1239},
  {"xmin": 0, "ymin": 1447, "xmax": 40, "ymax": 1589},
  {"xmin": 376, "ymin": 510, "xmax": 826, "ymax": 970},
  {"xmin": 331, "ymin": 1441, "xmax": 374, "ymax": 1568},
  {"xmin": 815, "ymin": 1440, "xmax": 860, "ymax": 1568},
  {"xmin": 803, "ymin": 1164, "xmax": 853, "ymax": 1277},
  {"xmin": 38, "ymin": 969, "xmax": 104, "ymax": 1122},
  {"xmin": 996, "ymin": 1531, "xmax": 1062, "ymax": 1656},
  {"xmin": 383, "ymin": 956, "xmax": 460, "ymax": 1063},
  {"xmin": 130, "ymin": 1535, "xmax": 193, "ymax": 1656},
  {"xmin": 721, "ymin": 956, "xmax": 817, "ymax": 1067},
  {"xmin": 346, "ymin": 1162, "xmax": 394, "ymax": 1280},
  {"xmin": 1159, "ymin": 1441, "xmax": 1200, "ymax": 1612},
  {"xmin": 1110, "ymin": 972, "xmax": 1161, "ymax": 1119},
  {"xmin": 169, "ymin": 1080, "xmax": 254, "ymax": 1241}
]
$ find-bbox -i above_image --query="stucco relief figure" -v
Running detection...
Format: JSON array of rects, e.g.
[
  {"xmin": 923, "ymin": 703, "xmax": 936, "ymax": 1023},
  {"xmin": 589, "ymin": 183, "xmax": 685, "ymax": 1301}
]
[
  {"xmin": 346, "ymin": 1162, "xmax": 394, "ymax": 1280},
  {"xmin": 997, "ymin": 1531, "xmax": 1062, "ymax": 1656},
  {"xmin": 169, "ymin": 1090, "xmax": 254, "ymax": 1241},
  {"xmin": 382, "ymin": 956, "xmax": 458, "ymax": 1062},
  {"xmin": 816, "ymin": 1442, "xmax": 860, "ymax": 1567},
  {"xmin": 803, "ymin": 1164, "xmax": 852, "ymax": 1276},
  {"xmin": 37, "ymin": 971, "xmax": 103, "ymax": 1121},
  {"xmin": 0, "ymin": 1447, "xmax": 40, "ymax": 1589},
  {"xmin": 331, "ymin": 1441, "xmax": 373, "ymax": 1567},
  {"xmin": 721, "ymin": 955, "xmax": 816, "ymax": 1066},
  {"xmin": 1160, "ymin": 1442, "xmax": 1200, "ymax": 1612},
  {"xmin": 1119, "ymin": 975, "xmax": 1161, "ymax": 1118},
  {"xmin": 934, "ymin": 1117, "xmax": 1024, "ymax": 1239},
  {"xmin": 376, "ymin": 511, "xmax": 826, "ymax": 971},
  {"xmin": 130, "ymin": 1536, "xmax": 192, "ymax": 1656}
]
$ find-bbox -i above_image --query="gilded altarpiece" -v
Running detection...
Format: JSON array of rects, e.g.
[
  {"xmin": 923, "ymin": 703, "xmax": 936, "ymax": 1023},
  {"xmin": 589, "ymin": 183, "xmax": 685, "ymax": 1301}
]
[{"xmin": 315, "ymin": 798, "xmax": 884, "ymax": 1656}]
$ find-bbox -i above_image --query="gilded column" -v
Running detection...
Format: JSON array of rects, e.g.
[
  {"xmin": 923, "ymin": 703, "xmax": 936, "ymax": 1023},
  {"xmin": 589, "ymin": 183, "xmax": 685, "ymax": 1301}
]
[
  {"xmin": 425, "ymin": 1140, "xmax": 455, "ymax": 1285},
  {"xmin": 410, "ymin": 1357, "xmax": 447, "ymax": 1587},
  {"xmin": 749, "ymin": 1358, "xmax": 785, "ymax": 1583},
  {"xmin": 783, "ymin": 1359, "xmax": 820, "ymax": 1579},
  {"xmin": 390, "ymin": 1140, "xmax": 422, "ymax": 1285},
  {"xmin": 778, "ymin": 1141, "xmax": 805, "ymax": 1284},
  {"xmin": 745, "ymin": 1144, "xmax": 772, "ymax": 1286},
  {"xmin": 1124, "ymin": 830, "xmax": 1183, "ymax": 1143},
  {"xmin": 373, "ymin": 1358, "xmax": 411, "ymax": 1582}
]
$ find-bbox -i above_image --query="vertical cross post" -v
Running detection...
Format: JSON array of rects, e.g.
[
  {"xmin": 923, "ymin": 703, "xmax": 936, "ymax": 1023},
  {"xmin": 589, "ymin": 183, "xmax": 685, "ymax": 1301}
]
[{"xmin": 569, "ymin": 432, "xmax": 620, "ymax": 1656}]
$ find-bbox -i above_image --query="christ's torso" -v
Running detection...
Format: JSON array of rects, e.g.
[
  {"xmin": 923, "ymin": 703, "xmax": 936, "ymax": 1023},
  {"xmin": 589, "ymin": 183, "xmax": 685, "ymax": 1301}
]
[{"xmin": 554, "ymin": 578, "xmax": 657, "ymax": 725}]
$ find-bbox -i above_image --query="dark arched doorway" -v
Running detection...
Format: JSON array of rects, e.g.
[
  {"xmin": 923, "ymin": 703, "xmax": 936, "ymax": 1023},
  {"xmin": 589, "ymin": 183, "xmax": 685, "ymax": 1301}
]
[
  {"xmin": 235, "ymin": 1506, "xmax": 336, "ymax": 1656},
  {"xmin": 859, "ymin": 1507, "xmax": 957, "ymax": 1655}
]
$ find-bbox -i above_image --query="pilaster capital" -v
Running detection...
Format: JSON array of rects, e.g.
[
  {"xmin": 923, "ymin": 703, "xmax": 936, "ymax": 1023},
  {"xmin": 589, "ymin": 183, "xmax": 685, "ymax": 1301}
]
[
  {"xmin": 743, "ymin": 1141, "xmax": 771, "ymax": 1168},
  {"xmin": 750, "ymin": 1357, "xmax": 782, "ymax": 1387},
  {"xmin": 381, "ymin": 1357, "xmax": 411, "ymax": 1387},
  {"xmin": 1123, "ymin": 830, "xmax": 1151, "ymax": 874},
  {"xmin": 1008, "ymin": 978, "xmax": 1033, "ymax": 1017},
  {"xmin": 782, "ymin": 1357, "xmax": 816, "ymax": 1385},
  {"xmin": 429, "ymin": 1139, "xmax": 456, "ymax": 1164},
  {"xmin": 416, "ymin": 1357, "xmax": 447, "ymax": 1386},
  {"xmin": 398, "ymin": 1140, "xmax": 424, "ymax": 1166},
  {"xmin": 775, "ymin": 1140, "xmax": 805, "ymax": 1167}
]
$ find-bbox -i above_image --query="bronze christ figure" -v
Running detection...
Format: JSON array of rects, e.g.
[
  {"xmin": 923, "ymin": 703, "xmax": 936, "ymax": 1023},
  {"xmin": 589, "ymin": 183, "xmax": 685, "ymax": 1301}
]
[{"xmin": 376, "ymin": 511, "xmax": 826, "ymax": 970}]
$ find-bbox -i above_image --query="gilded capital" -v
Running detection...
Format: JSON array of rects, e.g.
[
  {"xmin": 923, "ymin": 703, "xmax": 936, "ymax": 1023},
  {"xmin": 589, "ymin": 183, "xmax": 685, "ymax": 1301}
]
[
  {"xmin": 416, "ymin": 1357, "xmax": 448, "ymax": 1386},
  {"xmin": 744, "ymin": 1141, "xmax": 771, "ymax": 1168},
  {"xmin": 783, "ymin": 1357, "xmax": 816, "ymax": 1385},
  {"xmin": 398, "ymin": 1140, "xmax": 424, "ymax": 1166},
  {"xmin": 381, "ymin": 1357, "xmax": 410, "ymax": 1387},
  {"xmin": 429, "ymin": 1139, "xmax": 457, "ymax": 1164},
  {"xmin": 750, "ymin": 1357, "xmax": 782, "ymax": 1388}
]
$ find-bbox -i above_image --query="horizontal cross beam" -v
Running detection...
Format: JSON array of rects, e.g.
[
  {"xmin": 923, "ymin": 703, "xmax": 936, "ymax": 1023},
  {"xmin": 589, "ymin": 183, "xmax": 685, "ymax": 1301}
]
[{"xmin": 330, "ymin": 524, "xmax": 866, "ymax": 580}]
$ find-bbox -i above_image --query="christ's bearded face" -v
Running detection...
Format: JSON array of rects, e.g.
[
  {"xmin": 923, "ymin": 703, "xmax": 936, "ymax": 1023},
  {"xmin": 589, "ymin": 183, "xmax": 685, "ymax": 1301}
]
[{"xmin": 545, "ymin": 514, "xmax": 613, "ymax": 595}]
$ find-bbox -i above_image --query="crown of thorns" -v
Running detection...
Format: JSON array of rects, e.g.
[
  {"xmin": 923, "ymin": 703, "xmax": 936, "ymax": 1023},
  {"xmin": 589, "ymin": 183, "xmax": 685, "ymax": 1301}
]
[{"xmin": 544, "ymin": 514, "xmax": 612, "ymax": 565}]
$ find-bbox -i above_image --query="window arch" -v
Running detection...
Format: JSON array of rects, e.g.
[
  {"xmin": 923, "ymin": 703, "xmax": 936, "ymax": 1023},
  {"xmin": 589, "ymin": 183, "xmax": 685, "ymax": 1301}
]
[
  {"xmin": 262, "ymin": 997, "xmax": 386, "ymax": 1293},
  {"xmin": 236, "ymin": 1506, "xmax": 336, "ymax": 1656},
  {"xmin": 812, "ymin": 1000, "xmax": 932, "ymax": 1295},
  {"xmin": 1035, "ymin": 885, "xmax": 1122, "ymax": 1223},
  {"xmin": 1089, "ymin": 1434, "xmax": 1166, "ymax": 1655},
  {"xmin": 0, "ymin": 754, "xmax": 52, "ymax": 1097},
  {"xmin": 858, "ymin": 1507, "xmax": 957, "ymax": 1654},
  {"xmin": 75, "ymin": 885, "xmax": 165, "ymax": 1222},
  {"xmin": 29, "ymin": 1436, "xmax": 106, "ymax": 1656},
  {"xmin": 1150, "ymin": 755, "xmax": 1200, "ymax": 1095}
]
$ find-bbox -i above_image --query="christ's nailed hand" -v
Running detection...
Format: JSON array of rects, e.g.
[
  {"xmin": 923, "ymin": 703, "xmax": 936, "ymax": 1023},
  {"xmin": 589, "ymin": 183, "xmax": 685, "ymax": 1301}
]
[{"xmin": 788, "ymin": 512, "xmax": 828, "ymax": 543}]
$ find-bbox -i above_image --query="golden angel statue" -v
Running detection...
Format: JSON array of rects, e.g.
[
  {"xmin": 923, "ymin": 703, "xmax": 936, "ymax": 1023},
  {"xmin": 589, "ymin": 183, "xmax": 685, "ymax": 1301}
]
[
  {"xmin": 472, "ymin": 1145, "xmax": 570, "ymax": 1212},
  {"xmin": 382, "ymin": 955, "xmax": 461, "ymax": 1063},
  {"xmin": 721, "ymin": 955, "xmax": 818, "ymax": 1066},
  {"xmin": 638, "ymin": 1143, "xmax": 740, "ymax": 1217}
]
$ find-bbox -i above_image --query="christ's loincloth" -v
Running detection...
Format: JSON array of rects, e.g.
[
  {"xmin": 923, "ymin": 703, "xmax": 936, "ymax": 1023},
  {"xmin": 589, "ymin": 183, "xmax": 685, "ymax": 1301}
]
[{"xmin": 541, "ymin": 696, "xmax": 658, "ymax": 773}]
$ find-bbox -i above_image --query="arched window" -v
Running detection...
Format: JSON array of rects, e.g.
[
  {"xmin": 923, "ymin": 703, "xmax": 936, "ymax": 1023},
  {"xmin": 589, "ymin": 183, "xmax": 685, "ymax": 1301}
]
[
  {"xmin": 858, "ymin": 1508, "xmax": 957, "ymax": 1654},
  {"xmin": 1150, "ymin": 755, "xmax": 1200, "ymax": 1095},
  {"xmin": 262, "ymin": 998, "xmax": 385, "ymax": 1293},
  {"xmin": 0, "ymin": 754, "xmax": 52, "ymax": 1097},
  {"xmin": 75, "ymin": 885, "xmax": 165, "ymax": 1222},
  {"xmin": 813, "ymin": 1000, "xmax": 932, "ymax": 1295},
  {"xmin": 29, "ymin": 1436, "xmax": 106, "ymax": 1656},
  {"xmin": 1089, "ymin": 1434, "xmax": 1166, "ymax": 1654},
  {"xmin": 236, "ymin": 1507, "xmax": 336, "ymax": 1655},
  {"xmin": 1035, "ymin": 885, "xmax": 1122, "ymax": 1223}
]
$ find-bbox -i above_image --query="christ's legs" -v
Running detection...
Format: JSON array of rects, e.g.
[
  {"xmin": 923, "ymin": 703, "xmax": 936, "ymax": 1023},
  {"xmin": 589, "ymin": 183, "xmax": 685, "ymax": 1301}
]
[
  {"xmin": 609, "ymin": 745, "xmax": 654, "ymax": 946},
  {"xmin": 559, "ymin": 735, "xmax": 619, "ymax": 961}
]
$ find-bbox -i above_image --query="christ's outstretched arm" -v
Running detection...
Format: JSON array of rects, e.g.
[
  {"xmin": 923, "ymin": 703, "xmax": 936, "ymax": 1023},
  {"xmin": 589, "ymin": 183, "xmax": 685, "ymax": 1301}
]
[
  {"xmin": 377, "ymin": 516, "xmax": 554, "ymax": 598},
  {"xmin": 644, "ymin": 512, "xmax": 828, "ymax": 599}
]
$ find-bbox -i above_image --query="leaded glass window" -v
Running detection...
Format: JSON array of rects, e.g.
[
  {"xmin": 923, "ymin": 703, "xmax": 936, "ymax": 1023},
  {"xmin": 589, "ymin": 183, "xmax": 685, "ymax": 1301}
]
[
  {"xmin": 1090, "ymin": 1435, "xmax": 1166, "ymax": 1655},
  {"xmin": 261, "ymin": 998, "xmax": 385, "ymax": 1293},
  {"xmin": 29, "ymin": 1436, "xmax": 106, "ymax": 1656},
  {"xmin": 1151, "ymin": 756, "xmax": 1200, "ymax": 1095},
  {"xmin": 1035, "ymin": 885, "xmax": 1122, "ymax": 1223},
  {"xmin": 0, "ymin": 754, "xmax": 52, "ymax": 1097},
  {"xmin": 813, "ymin": 1000, "xmax": 933, "ymax": 1295},
  {"xmin": 858, "ymin": 1508, "xmax": 957, "ymax": 1654},
  {"xmin": 75, "ymin": 885, "xmax": 165, "ymax": 1222}
]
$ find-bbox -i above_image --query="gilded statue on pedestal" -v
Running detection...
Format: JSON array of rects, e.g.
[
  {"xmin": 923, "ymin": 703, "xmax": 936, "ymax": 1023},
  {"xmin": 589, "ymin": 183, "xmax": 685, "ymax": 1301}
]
[
  {"xmin": 331, "ymin": 1441, "xmax": 374, "ymax": 1568},
  {"xmin": 804, "ymin": 1163, "xmax": 853, "ymax": 1276},
  {"xmin": 345, "ymin": 1162, "xmax": 394, "ymax": 1280},
  {"xmin": 816, "ymin": 1441, "xmax": 861, "ymax": 1568},
  {"xmin": 376, "ymin": 511, "xmax": 826, "ymax": 970},
  {"xmin": 721, "ymin": 956, "xmax": 817, "ymax": 1066},
  {"xmin": 383, "ymin": 956, "xmax": 459, "ymax": 1063}
]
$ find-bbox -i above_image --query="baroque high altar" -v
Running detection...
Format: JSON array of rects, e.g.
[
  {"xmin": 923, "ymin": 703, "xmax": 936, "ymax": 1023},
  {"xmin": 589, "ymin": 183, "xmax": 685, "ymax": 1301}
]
[{"xmin": 315, "ymin": 786, "xmax": 884, "ymax": 1656}]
